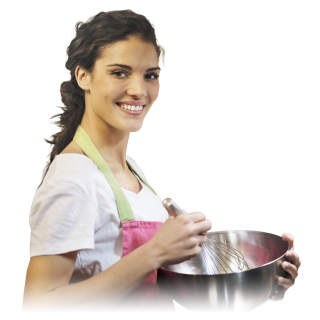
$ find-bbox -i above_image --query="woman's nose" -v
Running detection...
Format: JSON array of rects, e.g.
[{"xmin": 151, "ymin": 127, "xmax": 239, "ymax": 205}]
[{"xmin": 126, "ymin": 77, "xmax": 147, "ymax": 98}]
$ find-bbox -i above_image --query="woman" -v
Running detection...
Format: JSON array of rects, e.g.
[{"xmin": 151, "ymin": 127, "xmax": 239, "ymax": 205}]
[{"xmin": 23, "ymin": 9, "xmax": 300, "ymax": 312}]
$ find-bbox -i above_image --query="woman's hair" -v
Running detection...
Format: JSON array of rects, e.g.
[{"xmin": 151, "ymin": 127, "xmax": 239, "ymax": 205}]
[{"xmin": 38, "ymin": 9, "xmax": 165, "ymax": 188}]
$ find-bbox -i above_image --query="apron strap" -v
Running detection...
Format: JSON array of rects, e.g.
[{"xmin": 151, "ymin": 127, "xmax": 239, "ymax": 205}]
[
  {"xmin": 73, "ymin": 125, "xmax": 157, "ymax": 222},
  {"xmin": 127, "ymin": 160, "xmax": 158, "ymax": 196}
]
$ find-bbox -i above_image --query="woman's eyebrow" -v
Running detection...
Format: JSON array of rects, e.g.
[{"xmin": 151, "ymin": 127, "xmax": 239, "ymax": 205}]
[{"xmin": 106, "ymin": 63, "xmax": 161, "ymax": 72}]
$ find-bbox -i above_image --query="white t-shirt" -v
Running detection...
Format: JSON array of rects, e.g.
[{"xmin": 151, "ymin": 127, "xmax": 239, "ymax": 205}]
[{"xmin": 29, "ymin": 153, "xmax": 169, "ymax": 284}]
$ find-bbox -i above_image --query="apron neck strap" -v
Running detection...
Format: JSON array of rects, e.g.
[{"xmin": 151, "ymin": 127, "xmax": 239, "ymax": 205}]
[{"xmin": 73, "ymin": 125, "xmax": 158, "ymax": 222}]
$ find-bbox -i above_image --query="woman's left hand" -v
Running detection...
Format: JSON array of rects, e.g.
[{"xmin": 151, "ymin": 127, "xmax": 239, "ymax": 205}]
[{"xmin": 270, "ymin": 233, "xmax": 301, "ymax": 301}]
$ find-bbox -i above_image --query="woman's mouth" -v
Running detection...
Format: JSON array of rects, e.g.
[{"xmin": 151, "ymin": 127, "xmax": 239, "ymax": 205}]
[{"xmin": 116, "ymin": 103, "xmax": 145, "ymax": 115}]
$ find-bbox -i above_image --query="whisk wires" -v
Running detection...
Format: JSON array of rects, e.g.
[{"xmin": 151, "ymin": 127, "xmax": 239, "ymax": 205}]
[{"xmin": 201, "ymin": 239, "xmax": 250, "ymax": 274}]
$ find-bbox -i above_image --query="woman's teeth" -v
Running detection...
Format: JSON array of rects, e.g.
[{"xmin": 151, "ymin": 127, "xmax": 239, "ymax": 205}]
[{"xmin": 118, "ymin": 104, "xmax": 144, "ymax": 111}]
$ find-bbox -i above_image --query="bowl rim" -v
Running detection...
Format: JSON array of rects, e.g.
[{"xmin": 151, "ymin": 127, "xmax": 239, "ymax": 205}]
[{"xmin": 159, "ymin": 229, "xmax": 289, "ymax": 276}]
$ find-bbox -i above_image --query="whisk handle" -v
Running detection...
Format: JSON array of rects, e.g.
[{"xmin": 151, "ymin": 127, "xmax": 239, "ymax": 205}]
[{"xmin": 162, "ymin": 198, "xmax": 185, "ymax": 217}]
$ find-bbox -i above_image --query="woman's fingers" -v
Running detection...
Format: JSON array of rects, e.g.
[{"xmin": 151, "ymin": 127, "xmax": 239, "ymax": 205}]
[
  {"xmin": 269, "ymin": 233, "xmax": 301, "ymax": 302},
  {"xmin": 281, "ymin": 232, "xmax": 294, "ymax": 250},
  {"xmin": 285, "ymin": 250, "xmax": 301, "ymax": 270},
  {"xmin": 282, "ymin": 260, "xmax": 299, "ymax": 279}
]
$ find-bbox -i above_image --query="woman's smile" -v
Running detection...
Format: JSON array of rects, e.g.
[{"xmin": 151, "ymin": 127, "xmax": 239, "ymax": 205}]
[{"xmin": 116, "ymin": 103, "xmax": 145, "ymax": 116}]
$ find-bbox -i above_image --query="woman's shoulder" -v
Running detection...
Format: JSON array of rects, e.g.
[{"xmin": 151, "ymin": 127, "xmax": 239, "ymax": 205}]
[
  {"xmin": 60, "ymin": 139, "xmax": 85, "ymax": 156},
  {"xmin": 51, "ymin": 139, "xmax": 98, "ymax": 186}
]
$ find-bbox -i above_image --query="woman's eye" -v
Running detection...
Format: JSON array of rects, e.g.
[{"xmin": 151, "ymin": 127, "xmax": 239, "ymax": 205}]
[
  {"xmin": 112, "ymin": 71, "xmax": 127, "ymax": 77},
  {"xmin": 148, "ymin": 73, "xmax": 159, "ymax": 80},
  {"xmin": 112, "ymin": 71, "xmax": 159, "ymax": 80}
]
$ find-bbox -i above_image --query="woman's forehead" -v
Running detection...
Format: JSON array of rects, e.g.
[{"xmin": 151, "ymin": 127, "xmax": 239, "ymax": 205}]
[{"xmin": 98, "ymin": 37, "xmax": 158, "ymax": 66}]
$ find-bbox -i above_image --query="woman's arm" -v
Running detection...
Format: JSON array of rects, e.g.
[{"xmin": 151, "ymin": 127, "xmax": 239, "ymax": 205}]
[{"xmin": 23, "ymin": 241, "xmax": 161, "ymax": 310}]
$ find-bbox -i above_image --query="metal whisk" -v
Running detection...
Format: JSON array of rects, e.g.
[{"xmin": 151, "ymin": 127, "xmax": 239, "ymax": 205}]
[{"xmin": 162, "ymin": 198, "xmax": 250, "ymax": 275}]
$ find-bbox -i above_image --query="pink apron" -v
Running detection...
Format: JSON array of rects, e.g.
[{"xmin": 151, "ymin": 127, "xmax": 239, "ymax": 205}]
[{"xmin": 73, "ymin": 125, "xmax": 174, "ymax": 311}]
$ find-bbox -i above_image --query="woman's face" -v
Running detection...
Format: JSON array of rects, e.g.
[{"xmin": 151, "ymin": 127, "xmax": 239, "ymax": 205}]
[{"xmin": 77, "ymin": 36, "xmax": 160, "ymax": 133}]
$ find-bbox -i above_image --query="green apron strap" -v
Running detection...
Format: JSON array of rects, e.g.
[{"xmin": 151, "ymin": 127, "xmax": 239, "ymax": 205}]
[
  {"xmin": 73, "ymin": 125, "xmax": 134, "ymax": 222},
  {"xmin": 73, "ymin": 125, "xmax": 158, "ymax": 221},
  {"xmin": 127, "ymin": 161, "xmax": 158, "ymax": 196}
]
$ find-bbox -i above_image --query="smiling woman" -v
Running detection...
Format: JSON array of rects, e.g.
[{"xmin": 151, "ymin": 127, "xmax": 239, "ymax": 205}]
[
  {"xmin": 38, "ymin": 9, "xmax": 166, "ymax": 188},
  {"xmin": 22, "ymin": 9, "xmax": 212, "ymax": 312},
  {"xmin": 75, "ymin": 36, "xmax": 160, "ymax": 165}
]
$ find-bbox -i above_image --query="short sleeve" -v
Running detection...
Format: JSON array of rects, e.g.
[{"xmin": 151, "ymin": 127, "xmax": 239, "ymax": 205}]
[{"xmin": 29, "ymin": 180, "xmax": 97, "ymax": 257}]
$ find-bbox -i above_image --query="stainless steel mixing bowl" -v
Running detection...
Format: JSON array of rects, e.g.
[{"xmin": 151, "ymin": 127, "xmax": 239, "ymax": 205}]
[{"xmin": 157, "ymin": 230, "xmax": 289, "ymax": 312}]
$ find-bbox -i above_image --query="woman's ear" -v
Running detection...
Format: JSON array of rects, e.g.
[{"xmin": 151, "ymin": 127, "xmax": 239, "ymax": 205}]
[{"xmin": 75, "ymin": 65, "xmax": 91, "ymax": 91}]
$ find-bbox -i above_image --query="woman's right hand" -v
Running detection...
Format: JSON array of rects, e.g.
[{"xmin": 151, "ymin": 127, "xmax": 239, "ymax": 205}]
[{"xmin": 149, "ymin": 211, "xmax": 212, "ymax": 267}]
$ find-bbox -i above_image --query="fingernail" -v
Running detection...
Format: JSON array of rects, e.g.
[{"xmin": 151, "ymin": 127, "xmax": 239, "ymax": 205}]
[
  {"xmin": 278, "ymin": 278, "xmax": 283, "ymax": 284},
  {"xmin": 283, "ymin": 263, "xmax": 287, "ymax": 268}
]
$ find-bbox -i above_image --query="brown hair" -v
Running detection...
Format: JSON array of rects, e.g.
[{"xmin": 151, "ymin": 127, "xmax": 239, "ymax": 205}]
[{"xmin": 38, "ymin": 9, "xmax": 165, "ymax": 188}]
